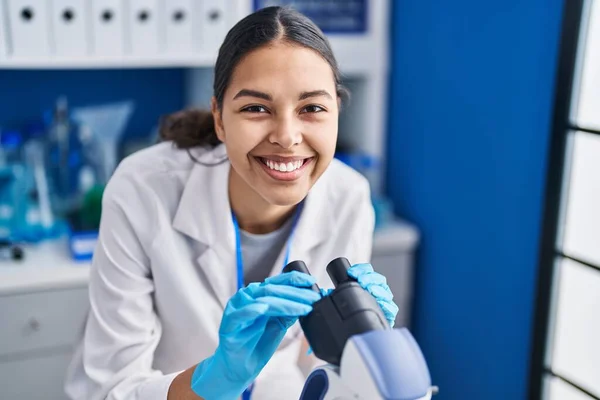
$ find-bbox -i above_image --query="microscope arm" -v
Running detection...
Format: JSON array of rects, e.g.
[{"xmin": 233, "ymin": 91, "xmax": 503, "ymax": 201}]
[{"xmin": 299, "ymin": 328, "xmax": 436, "ymax": 400}]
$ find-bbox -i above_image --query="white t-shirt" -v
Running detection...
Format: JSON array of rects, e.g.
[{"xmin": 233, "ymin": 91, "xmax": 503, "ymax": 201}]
[{"xmin": 241, "ymin": 216, "xmax": 295, "ymax": 285}]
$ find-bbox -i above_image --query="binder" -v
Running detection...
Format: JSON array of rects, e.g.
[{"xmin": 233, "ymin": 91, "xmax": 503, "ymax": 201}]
[
  {"xmin": 91, "ymin": 0, "xmax": 125, "ymax": 56},
  {"xmin": 0, "ymin": 0, "xmax": 7, "ymax": 58},
  {"xmin": 6, "ymin": 0, "xmax": 51, "ymax": 57},
  {"xmin": 199, "ymin": 0, "xmax": 228, "ymax": 57},
  {"xmin": 127, "ymin": 0, "xmax": 161, "ymax": 55},
  {"xmin": 50, "ymin": 0, "xmax": 90, "ymax": 56},
  {"xmin": 164, "ymin": 0, "xmax": 193, "ymax": 54}
]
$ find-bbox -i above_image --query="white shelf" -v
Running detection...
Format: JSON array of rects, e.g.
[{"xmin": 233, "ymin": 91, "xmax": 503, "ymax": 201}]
[
  {"xmin": 0, "ymin": 39, "xmax": 387, "ymax": 73},
  {"xmin": 0, "ymin": 54, "xmax": 216, "ymax": 69},
  {"xmin": 0, "ymin": 2, "xmax": 389, "ymax": 74}
]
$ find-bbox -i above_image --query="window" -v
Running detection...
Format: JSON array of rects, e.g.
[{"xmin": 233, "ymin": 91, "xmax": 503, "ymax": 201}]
[{"xmin": 530, "ymin": 1, "xmax": 600, "ymax": 399}]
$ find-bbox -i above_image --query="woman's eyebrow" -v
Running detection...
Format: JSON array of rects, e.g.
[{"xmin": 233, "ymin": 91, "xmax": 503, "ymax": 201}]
[
  {"xmin": 232, "ymin": 89, "xmax": 333, "ymax": 101},
  {"xmin": 233, "ymin": 89, "xmax": 272, "ymax": 101},
  {"xmin": 298, "ymin": 90, "xmax": 333, "ymax": 100}
]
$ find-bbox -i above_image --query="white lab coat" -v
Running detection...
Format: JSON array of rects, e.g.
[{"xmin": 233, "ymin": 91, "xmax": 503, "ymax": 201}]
[{"xmin": 64, "ymin": 142, "xmax": 374, "ymax": 400}]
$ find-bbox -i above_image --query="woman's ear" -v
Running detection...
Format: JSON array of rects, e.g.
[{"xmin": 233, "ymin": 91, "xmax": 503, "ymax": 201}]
[{"xmin": 211, "ymin": 97, "xmax": 225, "ymax": 142}]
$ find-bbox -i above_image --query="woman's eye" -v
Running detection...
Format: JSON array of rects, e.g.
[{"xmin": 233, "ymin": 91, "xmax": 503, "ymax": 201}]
[
  {"xmin": 242, "ymin": 105, "xmax": 268, "ymax": 113},
  {"xmin": 301, "ymin": 105, "xmax": 325, "ymax": 114}
]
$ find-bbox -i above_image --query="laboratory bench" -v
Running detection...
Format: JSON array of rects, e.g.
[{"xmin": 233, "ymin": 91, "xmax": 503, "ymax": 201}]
[{"xmin": 0, "ymin": 218, "xmax": 418, "ymax": 400}]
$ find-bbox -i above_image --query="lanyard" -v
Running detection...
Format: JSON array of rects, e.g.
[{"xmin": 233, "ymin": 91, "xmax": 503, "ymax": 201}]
[
  {"xmin": 231, "ymin": 202, "xmax": 304, "ymax": 400},
  {"xmin": 242, "ymin": 384, "xmax": 254, "ymax": 400},
  {"xmin": 231, "ymin": 202, "xmax": 304, "ymax": 291}
]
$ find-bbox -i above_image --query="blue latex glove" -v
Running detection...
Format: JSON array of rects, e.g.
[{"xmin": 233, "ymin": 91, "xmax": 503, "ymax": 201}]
[
  {"xmin": 191, "ymin": 271, "xmax": 321, "ymax": 399},
  {"xmin": 320, "ymin": 264, "xmax": 399, "ymax": 328},
  {"xmin": 348, "ymin": 263, "xmax": 399, "ymax": 327}
]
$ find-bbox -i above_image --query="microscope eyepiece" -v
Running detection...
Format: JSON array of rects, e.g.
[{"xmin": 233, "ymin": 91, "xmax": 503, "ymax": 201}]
[
  {"xmin": 283, "ymin": 260, "xmax": 321, "ymax": 294},
  {"xmin": 326, "ymin": 257, "xmax": 352, "ymax": 287},
  {"xmin": 283, "ymin": 257, "xmax": 388, "ymax": 365}
]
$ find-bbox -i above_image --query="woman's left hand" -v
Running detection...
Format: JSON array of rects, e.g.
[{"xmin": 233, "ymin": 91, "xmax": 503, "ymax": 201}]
[{"xmin": 347, "ymin": 263, "xmax": 399, "ymax": 328}]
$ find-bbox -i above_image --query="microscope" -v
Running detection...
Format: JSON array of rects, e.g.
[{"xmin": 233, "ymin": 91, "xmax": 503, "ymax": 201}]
[{"xmin": 283, "ymin": 257, "xmax": 437, "ymax": 400}]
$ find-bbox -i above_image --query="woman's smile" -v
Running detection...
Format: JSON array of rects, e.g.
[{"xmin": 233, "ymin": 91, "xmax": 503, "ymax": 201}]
[{"xmin": 254, "ymin": 155, "xmax": 315, "ymax": 182}]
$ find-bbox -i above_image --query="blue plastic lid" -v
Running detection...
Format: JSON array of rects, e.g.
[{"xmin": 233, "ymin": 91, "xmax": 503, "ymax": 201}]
[{"xmin": 1, "ymin": 130, "xmax": 23, "ymax": 149}]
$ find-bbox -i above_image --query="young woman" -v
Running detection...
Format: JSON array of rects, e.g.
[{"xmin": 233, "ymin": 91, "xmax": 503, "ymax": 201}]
[{"xmin": 65, "ymin": 6, "xmax": 399, "ymax": 400}]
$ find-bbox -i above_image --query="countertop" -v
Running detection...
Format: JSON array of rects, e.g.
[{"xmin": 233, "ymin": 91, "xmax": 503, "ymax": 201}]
[{"xmin": 0, "ymin": 240, "xmax": 90, "ymax": 295}]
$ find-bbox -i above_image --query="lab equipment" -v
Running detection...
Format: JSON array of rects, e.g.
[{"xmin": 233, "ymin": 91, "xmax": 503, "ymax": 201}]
[
  {"xmin": 284, "ymin": 258, "xmax": 388, "ymax": 366},
  {"xmin": 23, "ymin": 123, "xmax": 53, "ymax": 227},
  {"xmin": 78, "ymin": 185, "xmax": 104, "ymax": 231},
  {"xmin": 0, "ymin": 163, "xmax": 60, "ymax": 244},
  {"xmin": 72, "ymin": 100, "xmax": 134, "ymax": 183},
  {"xmin": 191, "ymin": 271, "xmax": 321, "ymax": 400},
  {"xmin": 68, "ymin": 230, "xmax": 98, "ymax": 262},
  {"xmin": 0, "ymin": 131, "xmax": 28, "ymax": 242},
  {"xmin": 0, "ymin": 238, "xmax": 24, "ymax": 261},
  {"xmin": 1, "ymin": 130, "xmax": 24, "ymax": 164},
  {"xmin": 0, "ymin": 167, "xmax": 17, "ymax": 239},
  {"xmin": 1, "ymin": 124, "xmax": 67, "ymax": 243},
  {"xmin": 47, "ymin": 96, "xmax": 92, "ymax": 215},
  {"xmin": 21, "ymin": 138, "xmax": 63, "ymax": 242},
  {"xmin": 285, "ymin": 257, "xmax": 436, "ymax": 400},
  {"xmin": 67, "ymin": 181, "xmax": 103, "ymax": 262},
  {"xmin": 302, "ymin": 328, "xmax": 436, "ymax": 400}
]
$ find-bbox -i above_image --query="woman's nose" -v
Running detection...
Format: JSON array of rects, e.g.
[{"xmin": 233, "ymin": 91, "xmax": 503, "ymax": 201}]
[{"xmin": 269, "ymin": 116, "xmax": 302, "ymax": 148}]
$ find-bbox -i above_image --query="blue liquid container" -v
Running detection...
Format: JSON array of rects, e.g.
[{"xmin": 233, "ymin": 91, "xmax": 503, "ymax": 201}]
[
  {"xmin": 0, "ymin": 130, "xmax": 26, "ymax": 241},
  {"xmin": 46, "ymin": 97, "xmax": 90, "ymax": 216}
]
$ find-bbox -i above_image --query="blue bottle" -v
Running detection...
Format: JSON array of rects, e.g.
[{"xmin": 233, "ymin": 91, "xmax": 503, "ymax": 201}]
[
  {"xmin": 46, "ymin": 97, "xmax": 86, "ymax": 215},
  {"xmin": 0, "ymin": 168, "xmax": 14, "ymax": 241},
  {"xmin": 0, "ymin": 130, "xmax": 25, "ymax": 241},
  {"xmin": 1, "ymin": 130, "xmax": 24, "ymax": 164}
]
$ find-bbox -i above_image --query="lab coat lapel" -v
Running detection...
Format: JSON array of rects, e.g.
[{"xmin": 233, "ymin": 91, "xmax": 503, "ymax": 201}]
[{"xmin": 172, "ymin": 146, "xmax": 237, "ymax": 310}]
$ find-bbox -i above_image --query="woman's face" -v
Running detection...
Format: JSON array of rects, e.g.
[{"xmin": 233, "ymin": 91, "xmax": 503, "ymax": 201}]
[{"xmin": 213, "ymin": 41, "xmax": 340, "ymax": 207}]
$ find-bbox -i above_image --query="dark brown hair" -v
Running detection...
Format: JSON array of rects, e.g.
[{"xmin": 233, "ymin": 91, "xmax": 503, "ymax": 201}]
[{"xmin": 159, "ymin": 6, "xmax": 348, "ymax": 149}]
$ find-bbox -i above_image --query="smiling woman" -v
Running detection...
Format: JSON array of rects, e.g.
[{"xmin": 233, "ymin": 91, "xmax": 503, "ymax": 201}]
[
  {"xmin": 63, "ymin": 6, "xmax": 398, "ymax": 400},
  {"xmin": 159, "ymin": 11, "xmax": 348, "ymax": 232}
]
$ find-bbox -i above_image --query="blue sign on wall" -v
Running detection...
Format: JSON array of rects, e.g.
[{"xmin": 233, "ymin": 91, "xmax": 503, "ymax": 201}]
[{"xmin": 254, "ymin": 0, "xmax": 367, "ymax": 34}]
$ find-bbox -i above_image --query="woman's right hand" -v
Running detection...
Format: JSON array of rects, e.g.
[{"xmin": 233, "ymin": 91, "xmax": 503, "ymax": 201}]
[{"xmin": 190, "ymin": 271, "xmax": 321, "ymax": 400}]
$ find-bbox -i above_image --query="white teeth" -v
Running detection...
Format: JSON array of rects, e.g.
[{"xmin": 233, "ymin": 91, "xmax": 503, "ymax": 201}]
[{"xmin": 263, "ymin": 158, "xmax": 305, "ymax": 172}]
